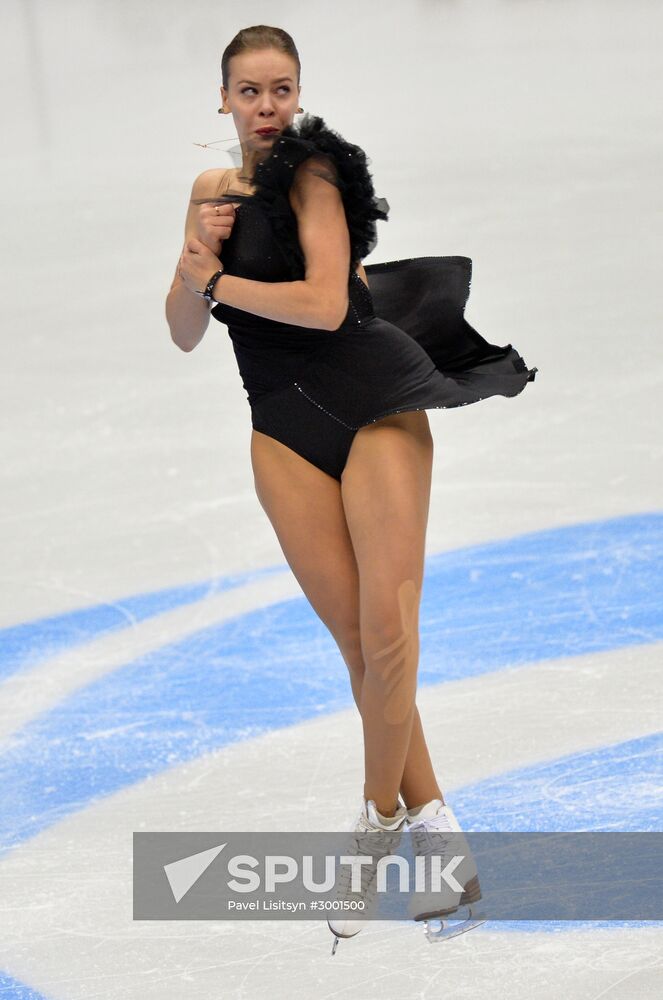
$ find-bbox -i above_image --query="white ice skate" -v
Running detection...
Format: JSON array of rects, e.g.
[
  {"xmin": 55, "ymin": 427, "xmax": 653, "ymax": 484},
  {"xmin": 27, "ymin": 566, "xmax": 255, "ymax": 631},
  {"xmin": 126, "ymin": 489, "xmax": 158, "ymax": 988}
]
[
  {"xmin": 328, "ymin": 797, "xmax": 408, "ymax": 955},
  {"xmin": 405, "ymin": 798, "xmax": 487, "ymax": 943}
]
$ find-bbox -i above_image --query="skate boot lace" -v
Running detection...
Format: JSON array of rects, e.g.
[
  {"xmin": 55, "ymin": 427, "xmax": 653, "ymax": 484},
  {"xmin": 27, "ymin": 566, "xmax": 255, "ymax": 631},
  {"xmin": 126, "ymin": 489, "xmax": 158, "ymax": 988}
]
[
  {"xmin": 407, "ymin": 811, "xmax": 457, "ymax": 863},
  {"xmin": 333, "ymin": 824, "xmax": 404, "ymax": 911}
]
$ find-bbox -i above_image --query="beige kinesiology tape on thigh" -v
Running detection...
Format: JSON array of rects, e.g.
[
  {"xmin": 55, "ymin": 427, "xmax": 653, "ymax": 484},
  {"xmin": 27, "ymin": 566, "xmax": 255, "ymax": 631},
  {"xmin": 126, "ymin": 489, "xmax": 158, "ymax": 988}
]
[{"xmin": 371, "ymin": 579, "xmax": 420, "ymax": 725}]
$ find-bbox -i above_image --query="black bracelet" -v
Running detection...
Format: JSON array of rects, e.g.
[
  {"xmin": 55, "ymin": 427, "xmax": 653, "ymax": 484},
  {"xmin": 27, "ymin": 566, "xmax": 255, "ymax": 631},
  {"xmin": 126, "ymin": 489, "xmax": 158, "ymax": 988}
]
[{"xmin": 202, "ymin": 268, "xmax": 225, "ymax": 303}]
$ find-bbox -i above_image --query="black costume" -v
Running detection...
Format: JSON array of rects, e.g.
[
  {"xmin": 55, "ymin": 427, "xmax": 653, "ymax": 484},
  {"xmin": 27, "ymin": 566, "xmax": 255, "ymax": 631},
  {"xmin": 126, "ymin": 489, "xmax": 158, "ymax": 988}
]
[{"xmin": 210, "ymin": 113, "xmax": 538, "ymax": 481}]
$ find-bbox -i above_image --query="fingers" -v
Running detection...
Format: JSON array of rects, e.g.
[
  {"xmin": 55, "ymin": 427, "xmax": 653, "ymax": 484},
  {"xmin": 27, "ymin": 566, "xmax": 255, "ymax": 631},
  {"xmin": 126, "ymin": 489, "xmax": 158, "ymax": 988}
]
[
  {"xmin": 201, "ymin": 201, "xmax": 236, "ymax": 218},
  {"xmin": 185, "ymin": 237, "xmax": 208, "ymax": 254},
  {"xmin": 191, "ymin": 202, "xmax": 236, "ymax": 254},
  {"xmin": 198, "ymin": 202, "xmax": 236, "ymax": 244},
  {"xmin": 201, "ymin": 204, "xmax": 236, "ymax": 226}
]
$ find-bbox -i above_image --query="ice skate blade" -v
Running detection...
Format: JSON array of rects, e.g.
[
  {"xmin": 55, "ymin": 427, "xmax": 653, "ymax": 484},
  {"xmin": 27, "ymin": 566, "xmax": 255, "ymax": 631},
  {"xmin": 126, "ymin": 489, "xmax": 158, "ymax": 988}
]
[
  {"xmin": 422, "ymin": 906, "xmax": 487, "ymax": 944},
  {"xmin": 410, "ymin": 874, "xmax": 483, "ymax": 921},
  {"xmin": 329, "ymin": 921, "xmax": 363, "ymax": 956}
]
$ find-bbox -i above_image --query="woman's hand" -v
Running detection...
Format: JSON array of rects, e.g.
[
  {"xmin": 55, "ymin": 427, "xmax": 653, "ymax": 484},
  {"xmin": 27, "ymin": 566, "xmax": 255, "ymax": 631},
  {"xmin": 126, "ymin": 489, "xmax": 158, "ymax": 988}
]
[
  {"xmin": 196, "ymin": 201, "xmax": 238, "ymax": 255},
  {"xmin": 178, "ymin": 237, "xmax": 223, "ymax": 297}
]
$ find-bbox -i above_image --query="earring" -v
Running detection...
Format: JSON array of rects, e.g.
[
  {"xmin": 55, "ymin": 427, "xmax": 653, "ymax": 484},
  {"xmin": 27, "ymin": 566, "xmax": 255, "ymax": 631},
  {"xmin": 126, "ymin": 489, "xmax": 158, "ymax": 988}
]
[
  {"xmin": 296, "ymin": 106, "xmax": 304, "ymax": 113},
  {"xmin": 217, "ymin": 107, "xmax": 225, "ymax": 114}
]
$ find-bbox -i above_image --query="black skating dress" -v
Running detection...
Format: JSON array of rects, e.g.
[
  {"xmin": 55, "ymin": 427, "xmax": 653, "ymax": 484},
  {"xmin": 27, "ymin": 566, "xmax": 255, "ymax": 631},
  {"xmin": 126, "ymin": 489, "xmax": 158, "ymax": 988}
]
[{"xmin": 209, "ymin": 113, "xmax": 538, "ymax": 481}]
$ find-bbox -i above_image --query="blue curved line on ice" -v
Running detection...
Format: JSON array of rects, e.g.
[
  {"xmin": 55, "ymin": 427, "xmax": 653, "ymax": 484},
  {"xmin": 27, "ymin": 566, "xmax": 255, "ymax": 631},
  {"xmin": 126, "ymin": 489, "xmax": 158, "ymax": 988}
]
[
  {"xmin": 446, "ymin": 730, "xmax": 663, "ymax": 933},
  {"xmin": 1, "ymin": 511, "xmax": 661, "ymax": 686},
  {"xmin": 420, "ymin": 509, "xmax": 663, "ymax": 677},
  {"xmin": 0, "ymin": 512, "xmax": 661, "ymax": 858},
  {"xmin": 0, "ymin": 565, "xmax": 284, "ymax": 682},
  {"xmin": 453, "ymin": 730, "xmax": 663, "ymax": 832},
  {"xmin": 0, "ymin": 972, "xmax": 51, "ymax": 999}
]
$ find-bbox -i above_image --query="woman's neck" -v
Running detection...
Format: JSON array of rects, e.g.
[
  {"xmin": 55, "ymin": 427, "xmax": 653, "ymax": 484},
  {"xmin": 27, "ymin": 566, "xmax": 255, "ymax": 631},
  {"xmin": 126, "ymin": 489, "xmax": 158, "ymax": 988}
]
[
  {"xmin": 227, "ymin": 167, "xmax": 256, "ymax": 194},
  {"xmin": 237, "ymin": 138, "xmax": 279, "ymax": 186}
]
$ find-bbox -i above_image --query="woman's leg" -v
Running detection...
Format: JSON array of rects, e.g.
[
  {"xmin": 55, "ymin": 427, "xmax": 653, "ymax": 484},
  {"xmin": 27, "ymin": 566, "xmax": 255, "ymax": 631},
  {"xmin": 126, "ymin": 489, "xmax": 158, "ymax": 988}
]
[
  {"xmin": 250, "ymin": 428, "xmax": 442, "ymax": 812},
  {"xmin": 340, "ymin": 410, "xmax": 439, "ymax": 817}
]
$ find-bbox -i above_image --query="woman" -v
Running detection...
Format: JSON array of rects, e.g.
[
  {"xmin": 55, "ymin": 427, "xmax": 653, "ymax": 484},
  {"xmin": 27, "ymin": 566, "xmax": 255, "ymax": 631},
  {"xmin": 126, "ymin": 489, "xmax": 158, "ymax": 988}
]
[{"xmin": 166, "ymin": 25, "xmax": 537, "ymax": 951}]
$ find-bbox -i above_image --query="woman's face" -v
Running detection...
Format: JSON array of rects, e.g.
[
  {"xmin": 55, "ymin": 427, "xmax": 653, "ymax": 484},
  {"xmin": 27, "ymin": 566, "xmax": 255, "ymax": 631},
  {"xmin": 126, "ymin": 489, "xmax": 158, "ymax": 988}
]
[{"xmin": 221, "ymin": 48, "xmax": 301, "ymax": 150}]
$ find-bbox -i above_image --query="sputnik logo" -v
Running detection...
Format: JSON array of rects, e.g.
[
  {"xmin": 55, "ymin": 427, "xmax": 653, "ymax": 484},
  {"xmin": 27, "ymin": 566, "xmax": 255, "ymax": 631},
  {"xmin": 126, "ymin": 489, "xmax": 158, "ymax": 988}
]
[{"xmin": 164, "ymin": 843, "xmax": 227, "ymax": 903}]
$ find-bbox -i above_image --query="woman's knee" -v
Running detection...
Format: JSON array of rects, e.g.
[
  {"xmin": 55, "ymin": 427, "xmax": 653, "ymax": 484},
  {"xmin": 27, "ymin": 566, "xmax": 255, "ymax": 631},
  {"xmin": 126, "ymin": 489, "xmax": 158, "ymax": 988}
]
[
  {"xmin": 361, "ymin": 621, "xmax": 419, "ymax": 725},
  {"xmin": 362, "ymin": 578, "xmax": 421, "ymax": 639},
  {"xmin": 363, "ymin": 622, "xmax": 419, "ymax": 664},
  {"xmin": 360, "ymin": 578, "xmax": 420, "ymax": 666}
]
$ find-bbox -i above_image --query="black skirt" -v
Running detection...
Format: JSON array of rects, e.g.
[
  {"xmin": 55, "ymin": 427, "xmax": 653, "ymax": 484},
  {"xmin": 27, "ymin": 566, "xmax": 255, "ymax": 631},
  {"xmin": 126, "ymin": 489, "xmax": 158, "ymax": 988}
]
[{"xmin": 249, "ymin": 254, "xmax": 538, "ymax": 481}]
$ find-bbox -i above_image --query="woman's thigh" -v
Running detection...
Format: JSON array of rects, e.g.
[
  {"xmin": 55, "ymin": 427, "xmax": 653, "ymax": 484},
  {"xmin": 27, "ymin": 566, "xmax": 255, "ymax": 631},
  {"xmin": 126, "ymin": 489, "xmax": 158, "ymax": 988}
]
[
  {"xmin": 340, "ymin": 411, "xmax": 434, "ymax": 632},
  {"xmin": 250, "ymin": 429, "xmax": 362, "ymax": 649}
]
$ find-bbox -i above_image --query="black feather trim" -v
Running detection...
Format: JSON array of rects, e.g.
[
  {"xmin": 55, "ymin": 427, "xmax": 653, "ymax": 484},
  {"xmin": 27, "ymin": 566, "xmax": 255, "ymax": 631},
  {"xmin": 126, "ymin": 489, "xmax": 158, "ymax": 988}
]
[{"xmin": 249, "ymin": 113, "xmax": 390, "ymax": 272}]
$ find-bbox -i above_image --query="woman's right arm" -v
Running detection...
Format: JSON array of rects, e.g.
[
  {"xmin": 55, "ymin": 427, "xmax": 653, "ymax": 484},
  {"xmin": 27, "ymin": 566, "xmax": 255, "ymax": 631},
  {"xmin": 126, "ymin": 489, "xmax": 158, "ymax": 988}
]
[{"xmin": 165, "ymin": 169, "xmax": 228, "ymax": 352}]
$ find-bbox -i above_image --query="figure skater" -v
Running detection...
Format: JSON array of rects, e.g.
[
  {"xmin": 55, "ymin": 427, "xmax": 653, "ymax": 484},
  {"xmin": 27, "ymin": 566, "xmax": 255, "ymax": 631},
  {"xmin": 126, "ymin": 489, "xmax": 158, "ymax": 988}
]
[{"xmin": 166, "ymin": 24, "xmax": 537, "ymax": 952}]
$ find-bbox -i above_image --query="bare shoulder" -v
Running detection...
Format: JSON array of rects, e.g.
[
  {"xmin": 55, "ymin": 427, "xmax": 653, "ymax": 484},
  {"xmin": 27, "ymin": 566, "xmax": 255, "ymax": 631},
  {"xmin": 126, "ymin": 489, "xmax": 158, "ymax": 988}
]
[{"xmin": 190, "ymin": 167, "xmax": 232, "ymax": 201}]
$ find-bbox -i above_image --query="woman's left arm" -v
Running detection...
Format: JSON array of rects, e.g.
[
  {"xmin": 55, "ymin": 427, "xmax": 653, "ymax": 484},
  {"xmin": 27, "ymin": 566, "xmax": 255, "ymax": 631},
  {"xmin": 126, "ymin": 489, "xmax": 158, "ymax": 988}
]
[{"xmin": 179, "ymin": 154, "xmax": 351, "ymax": 331}]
